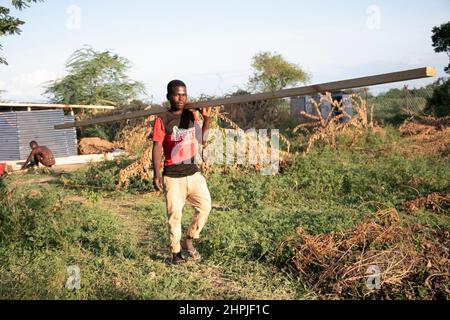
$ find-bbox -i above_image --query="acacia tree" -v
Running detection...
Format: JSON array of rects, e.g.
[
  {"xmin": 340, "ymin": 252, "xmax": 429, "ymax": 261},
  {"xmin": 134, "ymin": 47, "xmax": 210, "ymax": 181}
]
[
  {"xmin": 0, "ymin": 0, "xmax": 42, "ymax": 65},
  {"xmin": 44, "ymin": 47, "xmax": 146, "ymax": 107},
  {"xmin": 248, "ymin": 51, "xmax": 310, "ymax": 92},
  {"xmin": 431, "ymin": 21, "xmax": 450, "ymax": 74}
]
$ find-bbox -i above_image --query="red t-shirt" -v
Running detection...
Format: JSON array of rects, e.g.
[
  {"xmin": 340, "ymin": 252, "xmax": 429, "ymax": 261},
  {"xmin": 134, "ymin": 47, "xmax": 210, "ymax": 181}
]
[{"xmin": 152, "ymin": 109, "xmax": 201, "ymax": 177}]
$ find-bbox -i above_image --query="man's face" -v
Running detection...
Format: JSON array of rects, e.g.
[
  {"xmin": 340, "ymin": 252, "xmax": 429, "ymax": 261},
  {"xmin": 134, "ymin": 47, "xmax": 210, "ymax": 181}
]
[
  {"xmin": 168, "ymin": 86, "xmax": 187, "ymax": 111},
  {"xmin": 30, "ymin": 143, "xmax": 37, "ymax": 150}
]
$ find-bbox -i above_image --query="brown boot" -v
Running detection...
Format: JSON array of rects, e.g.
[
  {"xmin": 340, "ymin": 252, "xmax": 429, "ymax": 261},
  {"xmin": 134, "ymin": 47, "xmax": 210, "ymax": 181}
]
[
  {"xmin": 181, "ymin": 238, "xmax": 202, "ymax": 261},
  {"xmin": 171, "ymin": 252, "xmax": 186, "ymax": 265}
]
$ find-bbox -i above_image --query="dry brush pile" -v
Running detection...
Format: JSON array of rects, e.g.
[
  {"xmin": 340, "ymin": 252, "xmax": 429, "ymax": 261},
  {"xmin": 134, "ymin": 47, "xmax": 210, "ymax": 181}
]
[
  {"xmin": 404, "ymin": 193, "xmax": 450, "ymax": 216},
  {"xmin": 398, "ymin": 115, "xmax": 450, "ymax": 158},
  {"xmin": 281, "ymin": 208, "xmax": 449, "ymax": 299},
  {"xmin": 398, "ymin": 115, "xmax": 450, "ymax": 218}
]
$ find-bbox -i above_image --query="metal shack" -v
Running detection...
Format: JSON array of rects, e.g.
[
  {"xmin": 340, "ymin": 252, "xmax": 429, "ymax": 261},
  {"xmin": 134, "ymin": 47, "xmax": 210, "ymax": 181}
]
[
  {"xmin": 0, "ymin": 103, "xmax": 114, "ymax": 162},
  {"xmin": 290, "ymin": 92, "xmax": 353, "ymax": 124}
]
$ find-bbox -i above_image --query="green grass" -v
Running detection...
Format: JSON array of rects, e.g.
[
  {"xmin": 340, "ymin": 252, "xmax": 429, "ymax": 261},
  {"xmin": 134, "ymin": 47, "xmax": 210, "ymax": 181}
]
[{"xmin": 0, "ymin": 129, "xmax": 449, "ymax": 300}]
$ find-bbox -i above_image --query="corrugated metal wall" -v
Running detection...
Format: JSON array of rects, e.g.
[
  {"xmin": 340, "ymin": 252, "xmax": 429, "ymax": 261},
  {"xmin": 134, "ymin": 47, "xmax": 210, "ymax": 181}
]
[
  {"xmin": 64, "ymin": 115, "xmax": 78, "ymax": 158},
  {"xmin": 0, "ymin": 110, "xmax": 78, "ymax": 161},
  {"xmin": 0, "ymin": 112, "xmax": 20, "ymax": 161}
]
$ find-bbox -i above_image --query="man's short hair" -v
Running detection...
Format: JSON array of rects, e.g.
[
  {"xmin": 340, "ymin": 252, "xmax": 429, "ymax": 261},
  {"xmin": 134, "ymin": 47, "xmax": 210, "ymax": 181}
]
[
  {"xmin": 167, "ymin": 80, "xmax": 186, "ymax": 96},
  {"xmin": 30, "ymin": 141, "xmax": 38, "ymax": 147}
]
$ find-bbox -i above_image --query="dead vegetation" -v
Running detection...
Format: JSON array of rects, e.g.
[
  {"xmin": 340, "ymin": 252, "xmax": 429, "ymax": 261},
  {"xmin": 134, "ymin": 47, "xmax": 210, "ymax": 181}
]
[
  {"xmin": 292, "ymin": 93, "xmax": 375, "ymax": 154},
  {"xmin": 114, "ymin": 115, "xmax": 155, "ymax": 154},
  {"xmin": 404, "ymin": 193, "xmax": 450, "ymax": 215},
  {"xmin": 399, "ymin": 118, "xmax": 450, "ymax": 157},
  {"xmin": 114, "ymin": 116, "xmax": 155, "ymax": 189},
  {"xmin": 117, "ymin": 145, "xmax": 153, "ymax": 189},
  {"xmin": 283, "ymin": 208, "xmax": 450, "ymax": 299}
]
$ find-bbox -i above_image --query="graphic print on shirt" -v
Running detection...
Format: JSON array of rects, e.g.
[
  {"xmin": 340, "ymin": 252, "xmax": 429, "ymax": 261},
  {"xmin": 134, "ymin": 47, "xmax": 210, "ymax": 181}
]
[
  {"xmin": 170, "ymin": 125, "xmax": 198, "ymax": 165},
  {"xmin": 152, "ymin": 110, "xmax": 202, "ymax": 173},
  {"xmin": 171, "ymin": 126, "xmax": 196, "ymax": 143}
]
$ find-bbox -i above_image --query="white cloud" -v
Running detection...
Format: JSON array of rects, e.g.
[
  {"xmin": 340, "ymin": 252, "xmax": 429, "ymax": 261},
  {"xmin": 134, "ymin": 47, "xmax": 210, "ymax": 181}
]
[{"xmin": 0, "ymin": 69, "xmax": 57, "ymax": 102}]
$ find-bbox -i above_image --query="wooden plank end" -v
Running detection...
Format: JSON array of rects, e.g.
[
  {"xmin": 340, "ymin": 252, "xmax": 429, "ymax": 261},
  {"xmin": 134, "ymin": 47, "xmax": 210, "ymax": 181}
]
[{"xmin": 426, "ymin": 67, "xmax": 437, "ymax": 77}]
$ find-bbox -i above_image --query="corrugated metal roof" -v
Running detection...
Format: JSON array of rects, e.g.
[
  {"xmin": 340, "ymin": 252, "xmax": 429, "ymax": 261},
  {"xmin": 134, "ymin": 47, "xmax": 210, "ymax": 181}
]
[{"xmin": 0, "ymin": 110, "xmax": 78, "ymax": 161}]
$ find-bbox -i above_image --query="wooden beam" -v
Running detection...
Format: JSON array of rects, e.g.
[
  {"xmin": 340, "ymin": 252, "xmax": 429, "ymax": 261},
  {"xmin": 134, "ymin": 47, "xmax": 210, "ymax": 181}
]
[
  {"xmin": 189, "ymin": 67, "xmax": 437, "ymax": 108},
  {"xmin": 56, "ymin": 106, "xmax": 168, "ymax": 129},
  {"xmin": 55, "ymin": 67, "xmax": 436, "ymax": 129},
  {"xmin": 0, "ymin": 103, "xmax": 115, "ymax": 110}
]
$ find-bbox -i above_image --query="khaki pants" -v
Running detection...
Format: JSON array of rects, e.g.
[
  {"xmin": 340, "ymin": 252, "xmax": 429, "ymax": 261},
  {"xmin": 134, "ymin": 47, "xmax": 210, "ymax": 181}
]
[{"xmin": 163, "ymin": 172, "xmax": 211, "ymax": 253}]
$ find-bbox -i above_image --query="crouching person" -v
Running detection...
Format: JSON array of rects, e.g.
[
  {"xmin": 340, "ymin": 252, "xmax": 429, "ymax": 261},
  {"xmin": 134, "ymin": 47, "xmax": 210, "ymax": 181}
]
[{"xmin": 21, "ymin": 141, "xmax": 56, "ymax": 170}]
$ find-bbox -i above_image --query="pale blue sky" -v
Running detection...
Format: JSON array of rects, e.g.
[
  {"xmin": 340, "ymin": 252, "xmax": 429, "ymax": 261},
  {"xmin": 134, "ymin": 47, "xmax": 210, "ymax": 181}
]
[{"xmin": 0, "ymin": 0, "xmax": 449, "ymax": 103}]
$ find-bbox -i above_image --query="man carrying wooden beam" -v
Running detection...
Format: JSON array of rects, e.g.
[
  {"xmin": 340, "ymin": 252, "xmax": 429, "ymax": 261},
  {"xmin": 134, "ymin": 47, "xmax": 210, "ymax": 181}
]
[{"xmin": 152, "ymin": 80, "xmax": 213, "ymax": 265}]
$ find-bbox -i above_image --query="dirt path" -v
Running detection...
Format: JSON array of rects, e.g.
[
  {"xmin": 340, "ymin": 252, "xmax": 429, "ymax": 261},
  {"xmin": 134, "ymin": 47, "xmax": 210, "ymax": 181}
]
[{"xmin": 96, "ymin": 193, "xmax": 170, "ymax": 261}]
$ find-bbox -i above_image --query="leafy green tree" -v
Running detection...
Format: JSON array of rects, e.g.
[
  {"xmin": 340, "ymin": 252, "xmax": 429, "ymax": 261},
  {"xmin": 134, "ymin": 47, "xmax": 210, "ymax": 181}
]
[
  {"xmin": 431, "ymin": 21, "xmax": 450, "ymax": 74},
  {"xmin": 248, "ymin": 51, "xmax": 310, "ymax": 92},
  {"xmin": 425, "ymin": 22, "xmax": 450, "ymax": 118},
  {"xmin": 44, "ymin": 47, "xmax": 146, "ymax": 107},
  {"xmin": 0, "ymin": 0, "xmax": 42, "ymax": 65},
  {"xmin": 424, "ymin": 78, "xmax": 450, "ymax": 117}
]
